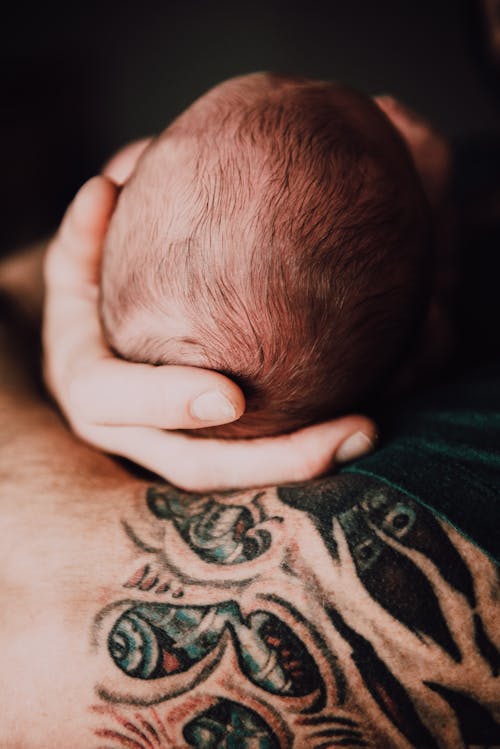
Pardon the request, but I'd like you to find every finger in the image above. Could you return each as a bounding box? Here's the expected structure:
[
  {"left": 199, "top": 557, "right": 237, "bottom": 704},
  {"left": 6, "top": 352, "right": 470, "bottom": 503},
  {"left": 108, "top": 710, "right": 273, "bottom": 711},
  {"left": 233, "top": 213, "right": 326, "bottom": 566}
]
[
  {"left": 45, "top": 175, "right": 118, "bottom": 288},
  {"left": 84, "top": 414, "right": 377, "bottom": 492},
  {"left": 102, "top": 138, "right": 152, "bottom": 184},
  {"left": 69, "top": 360, "right": 246, "bottom": 429},
  {"left": 43, "top": 177, "right": 119, "bottom": 384}
]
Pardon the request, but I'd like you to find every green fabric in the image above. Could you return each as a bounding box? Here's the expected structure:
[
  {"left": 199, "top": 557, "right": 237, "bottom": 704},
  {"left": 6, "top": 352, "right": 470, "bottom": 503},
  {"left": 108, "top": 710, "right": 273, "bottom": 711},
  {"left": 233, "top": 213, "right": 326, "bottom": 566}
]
[{"left": 342, "top": 360, "right": 500, "bottom": 563}]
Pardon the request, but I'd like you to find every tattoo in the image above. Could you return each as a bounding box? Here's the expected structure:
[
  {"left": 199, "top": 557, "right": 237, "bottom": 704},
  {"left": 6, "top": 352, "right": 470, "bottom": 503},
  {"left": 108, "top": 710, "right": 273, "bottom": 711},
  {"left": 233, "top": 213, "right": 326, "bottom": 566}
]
[
  {"left": 108, "top": 601, "right": 322, "bottom": 699},
  {"left": 146, "top": 487, "right": 273, "bottom": 565},
  {"left": 91, "top": 474, "right": 500, "bottom": 748}
]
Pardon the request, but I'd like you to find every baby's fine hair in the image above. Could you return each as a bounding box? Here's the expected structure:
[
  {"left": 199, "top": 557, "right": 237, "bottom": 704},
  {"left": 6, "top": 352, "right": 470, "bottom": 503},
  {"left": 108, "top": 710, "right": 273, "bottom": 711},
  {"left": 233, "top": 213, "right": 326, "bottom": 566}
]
[{"left": 101, "top": 73, "right": 432, "bottom": 437}]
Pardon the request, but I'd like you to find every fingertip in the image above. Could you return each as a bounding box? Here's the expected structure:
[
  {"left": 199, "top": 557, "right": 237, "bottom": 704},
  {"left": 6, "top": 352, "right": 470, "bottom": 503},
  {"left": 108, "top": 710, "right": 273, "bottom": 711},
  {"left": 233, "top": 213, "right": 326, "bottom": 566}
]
[
  {"left": 72, "top": 175, "right": 117, "bottom": 231},
  {"left": 222, "top": 380, "right": 246, "bottom": 421},
  {"left": 287, "top": 414, "right": 378, "bottom": 479},
  {"left": 188, "top": 367, "right": 246, "bottom": 426},
  {"left": 46, "top": 176, "right": 120, "bottom": 286},
  {"left": 334, "top": 416, "right": 379, "bottom": 465},
  {"left": 335, "top": 431, "right": 375, "bottom": 464},
  {"left": 102, "top": 137, "right": 152, "bottom": 184},
  {"left": 189, "top": 382, "right": 245, "bottom": 426}
]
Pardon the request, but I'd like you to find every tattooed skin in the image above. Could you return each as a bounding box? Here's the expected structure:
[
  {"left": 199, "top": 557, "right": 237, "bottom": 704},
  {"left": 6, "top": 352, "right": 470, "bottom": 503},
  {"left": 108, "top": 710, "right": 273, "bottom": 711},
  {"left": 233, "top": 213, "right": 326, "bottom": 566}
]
[{"left": 91, "top": 474, "right": 500, "bottom": 748}]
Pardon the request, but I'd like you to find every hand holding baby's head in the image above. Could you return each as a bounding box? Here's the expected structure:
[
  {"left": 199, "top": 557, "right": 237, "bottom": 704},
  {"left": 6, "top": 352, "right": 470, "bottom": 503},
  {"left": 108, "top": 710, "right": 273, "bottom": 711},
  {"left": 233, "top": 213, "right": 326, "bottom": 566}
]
[{"left": 100, "top": 73, "right": 431, "bottom": 438}]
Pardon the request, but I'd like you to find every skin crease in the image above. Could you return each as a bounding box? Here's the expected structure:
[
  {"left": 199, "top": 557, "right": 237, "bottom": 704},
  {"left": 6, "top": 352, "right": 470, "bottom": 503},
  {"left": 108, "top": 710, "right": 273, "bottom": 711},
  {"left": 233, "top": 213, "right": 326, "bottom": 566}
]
[{"left": 0, "top": 287, "right": 499, "bottom": 748}]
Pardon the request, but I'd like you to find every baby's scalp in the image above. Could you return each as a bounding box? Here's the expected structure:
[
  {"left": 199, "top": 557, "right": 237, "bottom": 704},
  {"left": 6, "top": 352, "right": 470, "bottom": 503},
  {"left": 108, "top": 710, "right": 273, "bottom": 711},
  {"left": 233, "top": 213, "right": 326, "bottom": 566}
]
[{"left": 101, "top": 72, "right": 432, "bottom": 438}]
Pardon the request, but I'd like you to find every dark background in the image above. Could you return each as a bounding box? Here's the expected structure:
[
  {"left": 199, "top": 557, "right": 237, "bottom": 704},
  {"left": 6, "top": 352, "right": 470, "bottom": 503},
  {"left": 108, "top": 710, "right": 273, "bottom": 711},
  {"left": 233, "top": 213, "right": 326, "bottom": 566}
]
[{"left": 2, "top": 0, "right": 500, "bottom": 254}]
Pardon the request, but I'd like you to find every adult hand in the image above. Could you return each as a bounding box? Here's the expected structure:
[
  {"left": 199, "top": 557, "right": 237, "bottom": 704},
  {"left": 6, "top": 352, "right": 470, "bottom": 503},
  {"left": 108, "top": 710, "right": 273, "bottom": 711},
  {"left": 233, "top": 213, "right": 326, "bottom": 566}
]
[{"left": 43, "top": 173, "right": 376, "bottom": 492}]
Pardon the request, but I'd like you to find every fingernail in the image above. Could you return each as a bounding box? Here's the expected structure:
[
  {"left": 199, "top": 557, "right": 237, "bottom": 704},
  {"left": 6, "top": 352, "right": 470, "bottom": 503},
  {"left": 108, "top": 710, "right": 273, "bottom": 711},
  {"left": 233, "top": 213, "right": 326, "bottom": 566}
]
[
  {"left": 190, "top": 390, "right": 237, "bottom": 423},
  {"left": 336, "top": 431, "right": 375, "bottom": 464}
]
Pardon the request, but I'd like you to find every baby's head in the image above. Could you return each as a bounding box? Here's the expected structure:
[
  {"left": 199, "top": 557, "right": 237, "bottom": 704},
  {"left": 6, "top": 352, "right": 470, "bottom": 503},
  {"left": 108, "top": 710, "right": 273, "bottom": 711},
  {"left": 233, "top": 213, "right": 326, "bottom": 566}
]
[{"left": 101, "top": 73, "right": 432, "bottom": 438}]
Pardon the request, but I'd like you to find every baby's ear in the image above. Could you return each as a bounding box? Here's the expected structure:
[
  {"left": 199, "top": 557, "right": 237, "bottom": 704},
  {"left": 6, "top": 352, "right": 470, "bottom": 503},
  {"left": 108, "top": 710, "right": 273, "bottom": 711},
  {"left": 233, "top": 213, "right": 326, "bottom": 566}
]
[{"left": 101, "top": 137, "right": 153, "bottom": 185}]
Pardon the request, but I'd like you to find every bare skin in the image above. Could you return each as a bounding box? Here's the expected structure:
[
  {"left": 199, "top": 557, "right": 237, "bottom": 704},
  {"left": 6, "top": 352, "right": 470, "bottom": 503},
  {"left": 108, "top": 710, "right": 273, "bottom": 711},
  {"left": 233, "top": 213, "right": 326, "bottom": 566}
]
[
  {"left": 42, "top": 176, "right": 376, "bottom": 491},
  {"left": 39, "top": 92, "right": 453, "bottom": 492},
  {"left": 2, "top": 93, "right": 491, "bottom": 748},
  {"left": 0, "top": 259, "right": 498, "bottom": 749}
]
